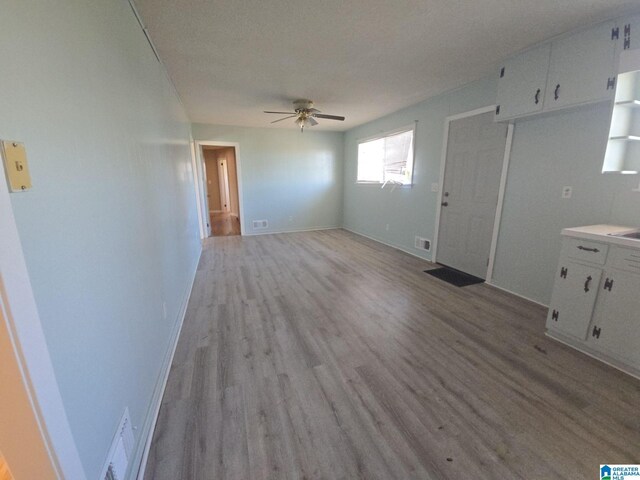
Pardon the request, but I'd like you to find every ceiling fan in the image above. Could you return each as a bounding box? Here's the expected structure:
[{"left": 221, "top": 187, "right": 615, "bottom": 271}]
[{"left": 264, "top": 99, "right": 345, "bottom": 132}]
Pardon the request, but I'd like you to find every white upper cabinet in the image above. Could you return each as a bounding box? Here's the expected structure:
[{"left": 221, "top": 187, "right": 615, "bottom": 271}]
[
  {"left": 495, "top": 44, "right": 550, "bottom": 121},
  {"left": 544, "top": 21, "right": 617, "bottom": 112},
  {"left": 495, "top": 20, "right": 619, "bottom": 121}
]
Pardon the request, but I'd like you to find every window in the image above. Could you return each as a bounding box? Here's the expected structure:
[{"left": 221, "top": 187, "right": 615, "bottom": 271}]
[{"left": 357, "top": 127, "right": 415, "bottom": 185}]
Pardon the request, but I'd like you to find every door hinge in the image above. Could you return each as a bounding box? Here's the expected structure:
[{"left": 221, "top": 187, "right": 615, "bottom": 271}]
[
  {"left": 500, "top": 67, "right": 505, "bottom": 78},
  {"left": 495, "top": 105, "right": 501, "bottom": 115},
  {"left": 607, "top": 77, "right": 616, "bottom": 90},
  {"left": 624, "top": 23, "right": 631, "bottom": 50},
  {"left": 560, "top": 266, "right": 568, "bottom": 279},
  {"left": 612, "top": 27, "right": 619, "bottom": 40},
  {"left": 551, "top": 309, "right": 559, "bottom": 321},
  {"left": 604, "top": 277, "right": 614, "bottom": 291},
  {"left": 592, "top": 325, "right": 601, "bottom": 339}
]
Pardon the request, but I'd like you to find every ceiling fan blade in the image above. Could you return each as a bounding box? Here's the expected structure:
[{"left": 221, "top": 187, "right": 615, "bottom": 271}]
[
  {"left": 307, "top": 108, "right": 320, "bottom": 113},
  {"left": 270, "top": 115, "right": 297, "bottom": 124},
  {"left": 264, "top": 111, "right": 296, "bottom": 114},
  {"left": 313, "top": 113, "right": 345, "bottom": 121},
  {"left": 307, "top": 116, "right": 318, "bottom": 126}
]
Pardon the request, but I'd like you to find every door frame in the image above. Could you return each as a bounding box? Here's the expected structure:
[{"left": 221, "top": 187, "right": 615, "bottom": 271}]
[
  {"left": 0, "top": 173, "right": 86, "bottom": 478},
  {"left": 431, "top": 105, "right": 514, "bottom": 283},
  {"left": 194, "top": 141, "right": 245, "bottom": 236}
]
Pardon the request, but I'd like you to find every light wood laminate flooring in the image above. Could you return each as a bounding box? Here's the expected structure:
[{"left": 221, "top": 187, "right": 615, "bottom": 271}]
[{"left": 144, "top": 229, "right": 640, "bottom": 480}]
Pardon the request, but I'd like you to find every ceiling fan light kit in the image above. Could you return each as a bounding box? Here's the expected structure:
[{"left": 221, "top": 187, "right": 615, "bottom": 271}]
[{"left": 264, "top": 99, "right": 345, "bottom": 132}]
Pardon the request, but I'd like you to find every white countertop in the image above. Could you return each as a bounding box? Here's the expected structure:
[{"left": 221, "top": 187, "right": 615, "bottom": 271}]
[{"left": 562, "top": 224, "right": 640, "bottom": 249}]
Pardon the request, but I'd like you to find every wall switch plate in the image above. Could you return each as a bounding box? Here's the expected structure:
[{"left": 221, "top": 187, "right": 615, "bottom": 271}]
[
  {"left": 385, "top": 224, "right": 389, "bottom": 231},
  {"left": 431, "top": 183, "right": 439, "bottom": 192},
  {"left": 562, "top": 186, "right": 573, "bottom": 199},
  {"left": 1, "top": 141, "right": 32, "bottom": 192}
]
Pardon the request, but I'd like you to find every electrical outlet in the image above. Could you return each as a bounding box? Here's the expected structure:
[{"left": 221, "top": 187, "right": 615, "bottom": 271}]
[
  {"left": 385, "top": 224, "right": 389, "bottom": 231},
  {"left": 162, "top": 301, "right": 167, "bottom": 320},
  {"left": 431, "top": 183, "right": 440, "bottom": 192},
  {"left": 562, "top": 186, "right": 572, "bottom": 199}
]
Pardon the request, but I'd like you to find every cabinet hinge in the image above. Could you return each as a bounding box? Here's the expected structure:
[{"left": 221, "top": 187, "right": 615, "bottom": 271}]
[
  {"left": 606, "top": 77, "right": 617, "bottom": 90},
  {"left": 612, "top": 27, "right": 619, "bottom": 40},
  {"left": 624, "top": 24, "right": 631, "bottom": 50},
  {"left": 495, "top": 105, "right": 501, "bottom": 115},
  {"left": 551, "top": 309, "right": 559, "bottom": 321},
  {"left": 560, "top": 266, "right": 568, "bottom": 279},
  {"left": 592, "top": 325, "right": 601, "bottom": 339},
  {"left": 604, "top": 277, "right": 614, "bottom": 291},
  {"left": 500, "top": 67, "right": 505, "bottom": 78}
]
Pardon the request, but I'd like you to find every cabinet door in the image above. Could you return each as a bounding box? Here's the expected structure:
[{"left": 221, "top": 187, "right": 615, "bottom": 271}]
[
  {"left": 544, "top": 21, "right": 617, "bottom": 111},
  {"left": 546, "top": 262, "right": 602, "bottom": 340},
  {"left": 495, "top": 44, "right": 550, "bottom": 121},
  {"left": 589, "top": 270, "right": 640, "bottom": 366}
]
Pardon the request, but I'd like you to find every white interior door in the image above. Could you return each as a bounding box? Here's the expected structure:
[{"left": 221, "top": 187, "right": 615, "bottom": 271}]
[
  {"left": 218, "top": 158, "right": 230, "bottom": 213},
  {"left": 437, "top": 111, "right": 508, "bottom": 278}
]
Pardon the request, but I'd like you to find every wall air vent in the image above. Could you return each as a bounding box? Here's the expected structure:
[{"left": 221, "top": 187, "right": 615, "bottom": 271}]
[
  {"left": 101, "top": 409, "right": 135, "bottom": 480},
  {"left": 252, "top": 219, "right": 268, "bottom": 229},
  {"left": 415, "top": 236, "right": 431, "bottom": 251}
]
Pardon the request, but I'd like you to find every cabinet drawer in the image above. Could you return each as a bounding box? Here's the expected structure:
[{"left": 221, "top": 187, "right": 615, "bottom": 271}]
[
  {"left": 610, "top": 246, "right": 640, "bottom": 274},
  {"left": 565, "top": 238, "right": 609, "bottom": 264}
]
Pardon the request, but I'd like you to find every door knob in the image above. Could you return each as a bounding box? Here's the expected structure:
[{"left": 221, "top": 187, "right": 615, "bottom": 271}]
[{"left": 441, "top": 202, "right": 449, "bottom": 207}]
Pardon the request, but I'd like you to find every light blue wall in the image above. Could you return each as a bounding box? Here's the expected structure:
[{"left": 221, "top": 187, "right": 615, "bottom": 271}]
[
  {"left": 342, "top": 77, "right": 497, "bottom": 259},
  {"left": 491, "top": 103, "right": 639, "bottom": 303},
  {"left": 0, "top": 1, "right": 201, "bottom": 478},
  {"left": 343, "top": 79, "right": 640, "bottom": 306},
  {"left": 192, "top": 124, "right": 344, "bottom": 234}
]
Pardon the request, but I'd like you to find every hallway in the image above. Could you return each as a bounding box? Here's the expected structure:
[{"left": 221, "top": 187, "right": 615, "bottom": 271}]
[{"left": 210, "top": 212, "right": 241, "bottom": 237}]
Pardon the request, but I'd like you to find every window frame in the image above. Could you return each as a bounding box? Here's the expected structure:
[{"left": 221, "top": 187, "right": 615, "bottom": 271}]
[{"left": 355, "top": 123, "right": 417, "bottom": 187}]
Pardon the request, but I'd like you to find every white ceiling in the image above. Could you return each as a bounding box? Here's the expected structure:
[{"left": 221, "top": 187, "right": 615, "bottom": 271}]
[{"left": 134, "top": 0, "right": 639, "bottom": 131}]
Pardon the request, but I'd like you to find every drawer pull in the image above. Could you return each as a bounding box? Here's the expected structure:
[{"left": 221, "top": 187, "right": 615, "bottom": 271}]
[
  {"left": 577, "top": 246, "right": 600, "bottom": 253},
  {"left": 592, "top": 326, "right": 601, "bottom": 339},
  {"left": 584, "top": 275, "right": 592, "bottom": 292}
]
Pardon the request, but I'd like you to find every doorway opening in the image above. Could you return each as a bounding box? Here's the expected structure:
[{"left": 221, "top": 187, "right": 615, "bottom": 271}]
[
  {"left": 202, "top": 146, "right": 241, "bottom": 236},
  {"left": 432, "top": 106, "right": 514, "bottom": 282}
]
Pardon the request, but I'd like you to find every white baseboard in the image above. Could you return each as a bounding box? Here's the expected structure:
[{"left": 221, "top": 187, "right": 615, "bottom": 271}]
[
  {"left": 241, "top": 225, "right": 341, "bottom": 237},
  {"left": 132, "top": 247, "right": 202, "bottom": 480},
  {"left": 341, "top": 227, "right": 434, "bottom": 264},
  {"left": 342, "top": 227, "right": 548, "bottom": 309},
  {"left": 485, "top": 281, "right": 548, "bottom": 308}
]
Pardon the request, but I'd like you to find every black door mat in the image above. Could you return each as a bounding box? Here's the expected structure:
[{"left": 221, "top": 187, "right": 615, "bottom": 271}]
[{"left": 424, "top": 267, "right": 484, "bottom": 287}]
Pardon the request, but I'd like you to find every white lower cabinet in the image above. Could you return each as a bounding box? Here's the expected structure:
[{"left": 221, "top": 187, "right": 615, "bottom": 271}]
[
  {"left": 547, "top": 261, "right": 602, "bottom": 340},
  {"left": 547, "top": 233, "right": 640, "bottom": 377},
  {"left": 588, "top": 270, "right": 640, "bottom": 367}
]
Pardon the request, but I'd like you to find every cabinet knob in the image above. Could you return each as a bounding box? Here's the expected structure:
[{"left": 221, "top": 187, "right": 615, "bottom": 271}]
[{"left": 441, "top": 202, "right": 449, "bottom": 207}]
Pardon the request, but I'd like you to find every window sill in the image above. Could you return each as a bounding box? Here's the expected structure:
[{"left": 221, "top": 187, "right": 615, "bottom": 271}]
[{"left": 355, "top": 181, "right": 413, "bottom": 188}]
